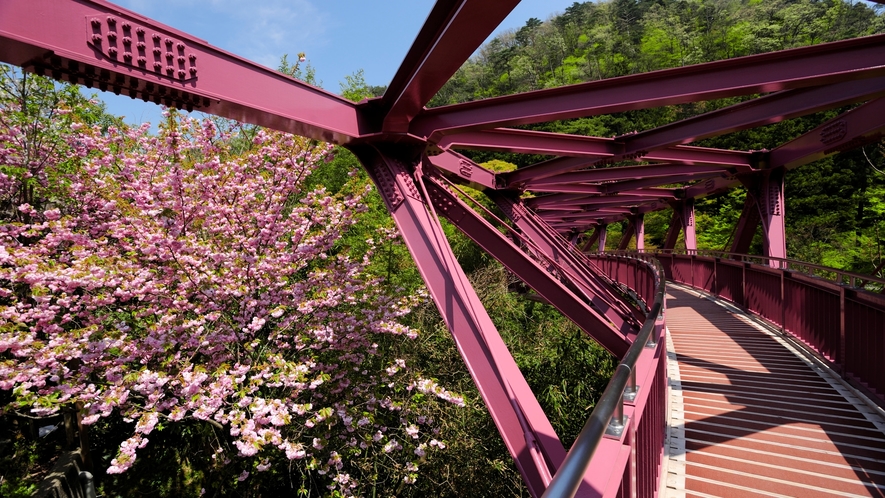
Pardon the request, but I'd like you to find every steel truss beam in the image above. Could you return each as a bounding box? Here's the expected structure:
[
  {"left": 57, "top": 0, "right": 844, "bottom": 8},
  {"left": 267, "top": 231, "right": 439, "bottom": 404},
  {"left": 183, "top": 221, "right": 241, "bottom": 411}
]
[
  {"left": 580, "top": 227, "right": 602, "bottom": 253},
  {"left": 427, "top": 150, "right": 498, "bottom": 190},
  {"left": 352, "top": 145, "right": 565, "bottom": 496},
  {"left": 523, "top": 164, "right": 741, "bottom": 189},
  {"left": 500, "top": 148, "right": 751, "bottom": 188},
  {"left": 411, "top": 34, "right": 885, "bottom": 139},
  {"left": 769, "top": 97, "right": 885, "bottom": 170},
  {"left": 488, "top": 194, "right": 644, "bottom": 335},
  {"left": 0, "top": 0, "right": 363, "bottom": 143},
  {"left": 378, "top": 0, "right": 519, "bottom": 132},
  {"left": 619, "top": 76, "right": 885, "bottom": 154},
  {"left": 452, "top": 129, "right": 757, "bottom": 187},
  {"left": 528, "top": 194, "right": 670, "bottom": 209}
]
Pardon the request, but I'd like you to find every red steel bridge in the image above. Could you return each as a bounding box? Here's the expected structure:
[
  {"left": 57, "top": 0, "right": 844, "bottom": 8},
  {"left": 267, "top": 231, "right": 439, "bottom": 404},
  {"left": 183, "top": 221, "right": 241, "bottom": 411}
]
[{"left": 2, "top": 1, "right": 885, "bottom": 496}]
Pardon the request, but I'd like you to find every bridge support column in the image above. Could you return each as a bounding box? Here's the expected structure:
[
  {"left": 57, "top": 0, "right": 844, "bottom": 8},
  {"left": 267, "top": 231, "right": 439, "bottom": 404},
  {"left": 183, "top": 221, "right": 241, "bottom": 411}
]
[
  {"left": 635, "top": 214, "right": 645, "bottom": 252},
  {"left": 664, "top": 199, "right": 696, "bottom": 253},
  {"left": 352, "top": 145, "right": 563, "bottom": 496},
  {"left": 617, "top": 214, "right": 645, "bottom": 251},
  {"left": 735, "top": 168, "right": 787, "bottom": 267},
  {"left": 597, "top": 224, "right": 608, "bottom": 253}
]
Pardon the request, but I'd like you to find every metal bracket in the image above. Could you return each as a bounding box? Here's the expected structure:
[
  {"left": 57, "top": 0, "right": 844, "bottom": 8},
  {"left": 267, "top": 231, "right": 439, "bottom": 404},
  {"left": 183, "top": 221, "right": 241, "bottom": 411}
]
[
  {"left": 604, "top": 414, "right": 628, "bottom": 439},
  {"left": 623, "top": 385, "right": 640, "bottom": 403}
]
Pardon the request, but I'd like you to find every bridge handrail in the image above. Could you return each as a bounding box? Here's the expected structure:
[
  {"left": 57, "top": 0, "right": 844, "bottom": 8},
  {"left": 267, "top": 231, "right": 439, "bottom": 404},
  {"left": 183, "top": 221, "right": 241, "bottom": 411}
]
[
  {"left": 620, "top": 248, "right": 885, "bottom": 291},
  {"left": 542, "top": 253, "right": 667, "bottom": 498}
]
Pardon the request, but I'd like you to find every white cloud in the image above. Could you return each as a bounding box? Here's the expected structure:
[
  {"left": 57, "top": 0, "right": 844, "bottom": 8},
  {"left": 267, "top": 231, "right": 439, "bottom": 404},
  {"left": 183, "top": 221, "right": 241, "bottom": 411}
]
[{"left": 112, "top": 0, "right": 328, "bottom": 67}]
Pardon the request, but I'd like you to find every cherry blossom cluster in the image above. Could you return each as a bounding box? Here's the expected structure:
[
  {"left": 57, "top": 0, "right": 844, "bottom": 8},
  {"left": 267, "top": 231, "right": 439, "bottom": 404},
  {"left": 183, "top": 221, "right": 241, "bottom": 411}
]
[{"left": 0, "top": 110, "right": 462, "bottom": 494}]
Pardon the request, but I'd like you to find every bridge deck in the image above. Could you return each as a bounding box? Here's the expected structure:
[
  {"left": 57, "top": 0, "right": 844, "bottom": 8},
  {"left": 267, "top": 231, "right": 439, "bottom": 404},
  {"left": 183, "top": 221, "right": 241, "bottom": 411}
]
[{"left": 664, "top": 284, "right": 885, "bottom": 498}]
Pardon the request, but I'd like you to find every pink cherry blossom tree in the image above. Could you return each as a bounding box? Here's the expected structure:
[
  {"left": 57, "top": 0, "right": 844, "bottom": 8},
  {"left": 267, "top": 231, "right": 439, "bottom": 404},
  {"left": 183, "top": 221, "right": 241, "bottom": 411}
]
[{"left": 0, "top": 107, "right": 463, "bottom": 495}]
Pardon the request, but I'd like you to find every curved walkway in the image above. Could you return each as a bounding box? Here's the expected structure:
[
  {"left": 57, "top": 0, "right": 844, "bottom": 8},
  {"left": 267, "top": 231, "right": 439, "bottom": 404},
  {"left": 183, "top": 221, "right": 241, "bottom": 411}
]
[{"left": 663, "top": 284, "right": 885, "bottom": 498}]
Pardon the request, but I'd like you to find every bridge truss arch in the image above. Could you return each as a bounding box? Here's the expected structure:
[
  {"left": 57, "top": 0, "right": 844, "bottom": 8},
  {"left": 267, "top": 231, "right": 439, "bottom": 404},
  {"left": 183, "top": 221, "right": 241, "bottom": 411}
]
[{"left": 2, "top": 1, "right": 885, "bottom": 496}]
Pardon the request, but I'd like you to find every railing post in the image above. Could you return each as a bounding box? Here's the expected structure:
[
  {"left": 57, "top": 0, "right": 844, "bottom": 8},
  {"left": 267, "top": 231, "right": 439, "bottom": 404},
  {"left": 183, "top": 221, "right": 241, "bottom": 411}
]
[
  {"left": 690, "top": 254, "right": 695, "bottom": 287},
  {"left": 606, "top": 389, "right": 627, "bottom": 438},
  {"left": 713, "top": 257, "right": 718, "bottom": 295},
  {"left": 79, "top": 471, "right": 97, "bottom": 498},
  {"left": 839, "top": 285, "right": 846, "bottom": 371},
  {"left": 623, "top": 365, "right": 638, "bottom": 403},
  {"left": 780, "top": 268, "right": 786, "bottom": 333}
]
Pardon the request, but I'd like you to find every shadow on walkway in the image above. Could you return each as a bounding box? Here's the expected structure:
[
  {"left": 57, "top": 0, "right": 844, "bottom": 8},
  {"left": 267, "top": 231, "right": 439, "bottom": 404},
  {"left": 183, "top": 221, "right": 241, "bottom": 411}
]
[{"left": 667, "top": 286, "right": 885, "bottom": 497}]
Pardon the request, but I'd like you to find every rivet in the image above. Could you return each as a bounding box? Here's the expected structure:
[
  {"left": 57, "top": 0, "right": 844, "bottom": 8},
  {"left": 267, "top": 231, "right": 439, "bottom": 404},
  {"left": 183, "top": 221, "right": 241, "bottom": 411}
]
[
  {"left": 136, "top": 27, "right": 145, "bottom": 35},
  {"left": 108, "top": 47, "right": 117, "bottom": 57},
  {"left": 137, "top": 42, "right": 145, "bottom": 50},
  {"left": 90, "top": 18, "right": 101, "bottom": 27},
  {"left": 177, "top": 69, "right": 185, "bottom": 78},
  {"left": 137, "top": 57, "right": 146, "bottom": 65},
  {"left": 92, "top": 34, "right": 103, "bottom": 43},
  {"left": 107, "top": 17, "right": 116, "bottom": 25},
  {"left": 123, "top": 37, "right": 131, "bottom": 45},
  {"left": 152, "top": 34, "right": 160, "bottom": 42}
]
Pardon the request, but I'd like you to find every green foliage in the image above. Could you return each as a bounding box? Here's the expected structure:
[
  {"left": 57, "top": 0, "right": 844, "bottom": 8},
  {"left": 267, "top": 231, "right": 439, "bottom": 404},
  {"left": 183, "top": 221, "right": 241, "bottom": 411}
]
[
  {"left": 278, "top": 53, "right": 321, "bottom": 87},
  {"left": 695, "top": 189, "right": 748, "bottom": 251},
  {"left": 0, "top": 434, "right": 41, "bottom": 498},
  {"left": 339, "top": 69, "right": 386, "bottom": 103},
  {"left": 0, "top": 64, "right": 122, "bottom": 221}
]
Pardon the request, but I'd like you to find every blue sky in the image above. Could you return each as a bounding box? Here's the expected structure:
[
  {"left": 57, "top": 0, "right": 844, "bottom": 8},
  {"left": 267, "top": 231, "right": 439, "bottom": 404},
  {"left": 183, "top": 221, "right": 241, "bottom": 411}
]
[{"left": 98, "top": 0, "right": 582, "bottom": 127}]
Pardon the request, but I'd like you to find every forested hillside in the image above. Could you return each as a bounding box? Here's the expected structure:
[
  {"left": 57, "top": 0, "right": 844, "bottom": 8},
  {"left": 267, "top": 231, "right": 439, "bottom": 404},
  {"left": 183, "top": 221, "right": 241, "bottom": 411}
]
[{"left": 424, "top": 0, "right": 885, "bottom": 274}]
